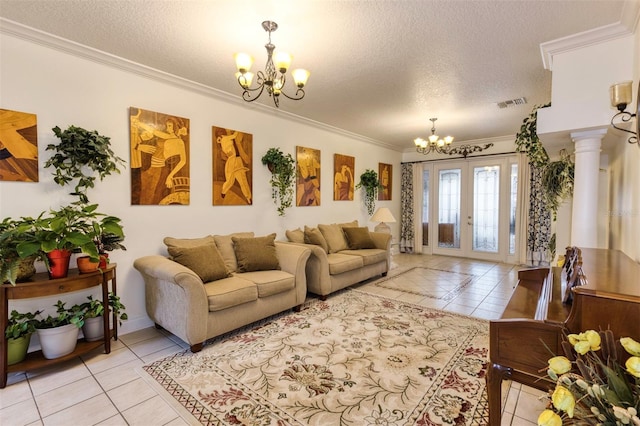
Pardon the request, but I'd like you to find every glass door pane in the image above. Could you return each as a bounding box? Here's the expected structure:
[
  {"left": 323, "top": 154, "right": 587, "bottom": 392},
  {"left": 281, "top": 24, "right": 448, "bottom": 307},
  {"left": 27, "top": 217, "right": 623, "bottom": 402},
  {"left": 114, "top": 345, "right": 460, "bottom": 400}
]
[
  {"left": 422, "top": 170, "right": 429, "bottom": 246},
  {"left": 438, "top": 169, "right": 461, "bottom": 248},
  {"left": 509, "top": 163, "right": 518, "bottom": 254},
  {"left": 472, "top": 166, "right": 499, "bottom": 253}
]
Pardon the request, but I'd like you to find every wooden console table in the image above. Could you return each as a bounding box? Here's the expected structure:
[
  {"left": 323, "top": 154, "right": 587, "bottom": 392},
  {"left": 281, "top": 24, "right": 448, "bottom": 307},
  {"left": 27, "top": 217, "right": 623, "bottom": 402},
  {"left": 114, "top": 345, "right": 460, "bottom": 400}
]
[{"left": 0, "top": 264, "right": 117, "bottom": 388}]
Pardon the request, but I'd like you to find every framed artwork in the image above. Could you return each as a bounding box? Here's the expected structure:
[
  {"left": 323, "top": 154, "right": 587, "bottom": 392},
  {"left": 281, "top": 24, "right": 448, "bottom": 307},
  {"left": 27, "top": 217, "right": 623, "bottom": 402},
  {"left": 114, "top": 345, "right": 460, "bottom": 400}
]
[
  {"left": 0, "top": 108, "right": 39, "bottom": 182},
  {"left": 130, "top": 107, "right": 190, "bottom": 205},
  {"left": 333, "top": 154, "right": 354, "bottom": 200},
  {"left": 212, "top": 126, "right": 253, "bottom": 205},
  {"left": 296, "top": 146, "right": 321, "bottom": 206},
  {"left": 379, "top": 162, "right": 392, "bottom": 200}
]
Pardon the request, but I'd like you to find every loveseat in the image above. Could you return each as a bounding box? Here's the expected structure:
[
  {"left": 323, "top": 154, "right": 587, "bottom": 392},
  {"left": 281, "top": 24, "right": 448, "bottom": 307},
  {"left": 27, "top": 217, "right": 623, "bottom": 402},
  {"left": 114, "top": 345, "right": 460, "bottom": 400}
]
[
  {"left": 133, "top": 233, "right": 310, "bottom": 352},
  {"left": 285, "top": 222, "right": 391, "bottom": 298}
]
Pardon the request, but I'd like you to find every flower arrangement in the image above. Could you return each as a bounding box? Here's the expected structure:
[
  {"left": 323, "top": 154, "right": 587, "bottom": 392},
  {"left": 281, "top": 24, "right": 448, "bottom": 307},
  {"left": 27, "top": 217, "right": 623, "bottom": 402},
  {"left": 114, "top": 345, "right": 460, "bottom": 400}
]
[{"left": 539, "top": 330, "right": 640, "bottom": 425}]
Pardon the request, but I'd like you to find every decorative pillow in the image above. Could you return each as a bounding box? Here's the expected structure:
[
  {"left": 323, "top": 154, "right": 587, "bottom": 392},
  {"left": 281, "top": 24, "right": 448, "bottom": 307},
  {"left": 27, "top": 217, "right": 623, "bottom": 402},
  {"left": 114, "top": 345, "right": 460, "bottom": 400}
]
[
  {"left": 285, "top": 228, "right": 305, "bottom": 244},
  {"left": 343, "top": 227, "right": 376, "bottom": 249},
  {"left": 232, "top": 233, "right": 280, "bottom": 272},
  {"left": 164, "top": 235, "right": 216, "bottom": 249},
  {"left": 304, "top": 226, "right": 329, "bottom": 253},
  {"left": 318, "top": 223, "right": 349, "bottom": 253},
  {"left": 167, "top": 243, "right": 231, "bottom": 282},
  {"left": 338, "top": 220, "right": 359, "bottom": 229},
  {"left": 214, "top": 232, "right": 254, "bottom": 273}
]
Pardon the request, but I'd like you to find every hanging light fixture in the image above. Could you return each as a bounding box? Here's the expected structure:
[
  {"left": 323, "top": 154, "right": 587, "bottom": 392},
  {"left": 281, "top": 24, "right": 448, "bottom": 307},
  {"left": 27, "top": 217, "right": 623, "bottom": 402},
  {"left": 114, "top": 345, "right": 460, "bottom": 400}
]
[
  {"left": 609, "top": 81, "right": 638, "bottom": 146},
  {"left": 413, "top": 118, "right": 493, "bottom": 158},
  {"left": 234, "top": 21, "right": 310, "bottom": 108}
]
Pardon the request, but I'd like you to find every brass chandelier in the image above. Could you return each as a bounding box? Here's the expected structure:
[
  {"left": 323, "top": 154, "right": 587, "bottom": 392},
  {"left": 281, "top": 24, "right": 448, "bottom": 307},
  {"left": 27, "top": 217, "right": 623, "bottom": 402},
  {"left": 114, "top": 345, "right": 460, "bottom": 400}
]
[
  {"left": 234, "top": 21, "right": 310, "bottom": 108},
  {"left": 414, "top": 118, "right": 493, "bottom": 158}
]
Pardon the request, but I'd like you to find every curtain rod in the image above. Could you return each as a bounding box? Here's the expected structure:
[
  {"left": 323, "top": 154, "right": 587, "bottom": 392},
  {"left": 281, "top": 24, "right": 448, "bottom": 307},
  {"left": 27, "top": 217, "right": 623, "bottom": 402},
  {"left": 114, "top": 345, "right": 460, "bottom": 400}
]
[{"left": 401, "top": 151, "right": 518, "bottom": 164}]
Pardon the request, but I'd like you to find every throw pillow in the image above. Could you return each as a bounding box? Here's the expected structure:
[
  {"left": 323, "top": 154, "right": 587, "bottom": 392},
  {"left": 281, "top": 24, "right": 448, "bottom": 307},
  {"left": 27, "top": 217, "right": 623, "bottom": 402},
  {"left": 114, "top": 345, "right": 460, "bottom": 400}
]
[
  {"left": 285, "top": 228, "right": 305, "bottom": 244},
  {"left": 232, "top": 233, "right": 280, "bottom": 272},
  {"left": 318, "top": 223, "right": 349, "bottom": 253},
  {"left": 338, "top": 220, "right": 359, "bottom": 229},
  {"left": 343, "top": 227, "right": 376, "bottom": 249},
  {"left": 214, "top": 232, "right": 254, "bottom": 273},
  {"left": 164, "top": 235, "right": 216, "bottom": 249},
  {"left": 304, "top": 226, "right": 329, "bottom": 253},
  {"left": 167, "top": 243, "right": 231, "bottom": 282}
]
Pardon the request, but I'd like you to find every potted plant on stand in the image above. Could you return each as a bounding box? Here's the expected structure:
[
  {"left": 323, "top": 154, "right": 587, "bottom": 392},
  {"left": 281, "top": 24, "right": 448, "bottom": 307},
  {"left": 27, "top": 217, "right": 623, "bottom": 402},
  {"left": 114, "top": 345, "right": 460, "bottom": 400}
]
[
  {"left": 5, "top": 309, "right": 41, "bottom": 365},
  {"left": 73, "top": 293, "right": 127, "bottom": 341},
  {"left": 0, "top": 216, "right": 42, "bottom": 285},
  {"left": 94, "top": 231, "right": 126, "bottom": 270},
  {"left": 261, "top": 147, "right": 296, "bottom": 216},
  {"left": 356, "top": 169, "right": 382, "bottom": 215},
  {"left": 35, "top": 300, "right": 84, "bottom": 359}
]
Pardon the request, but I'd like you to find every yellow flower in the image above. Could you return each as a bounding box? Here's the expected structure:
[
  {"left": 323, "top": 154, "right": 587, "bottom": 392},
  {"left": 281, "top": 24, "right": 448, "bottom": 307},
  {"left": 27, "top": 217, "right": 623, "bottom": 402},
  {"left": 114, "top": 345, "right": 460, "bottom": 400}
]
[
  {"left": 626, "top": 356, "right": 640, "bottom": 378},
  {"left": 574, "top": 340, "right": 591, "bottom": 355},
  {"left": 538, "top": 409, "right": 563, "bottom": 426},
  {"left": 568, "top": 333, "right": 580, "bottom": 345},
  {"left": 552, "top": 385, "right": 575, "bottom": 418},
  {"left": 570, "top": 330, "right": 601, "bottom": 354},
  {"left": 584, "top": 330, "right": 601, "bottom": 351},
  {"left": 621, "top": 337, "right": 640, "bottom": 356},
  {"left": 548, "top": 356, "right": 572, "bottom": 375}
]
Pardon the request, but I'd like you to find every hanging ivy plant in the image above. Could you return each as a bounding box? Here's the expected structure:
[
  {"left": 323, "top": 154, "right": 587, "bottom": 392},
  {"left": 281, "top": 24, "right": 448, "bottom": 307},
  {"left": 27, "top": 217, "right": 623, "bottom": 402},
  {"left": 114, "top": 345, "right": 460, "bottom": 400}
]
[
  {"left": 542, "top": 149, "right": 574, "bottom": 219},
  {"left": 514, "top": 103, "right": 551, "bottom": 168},
  {"left": 261, "top": 147, "right": 295, "bottom": 216},
  {"left": 355, "top": 169, "right": 382, "bottom": 215}
]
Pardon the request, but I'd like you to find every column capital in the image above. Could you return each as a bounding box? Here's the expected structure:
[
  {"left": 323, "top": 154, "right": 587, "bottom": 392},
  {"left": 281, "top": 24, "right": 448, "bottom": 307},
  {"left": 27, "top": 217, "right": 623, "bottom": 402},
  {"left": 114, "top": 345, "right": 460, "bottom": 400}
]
[{"left": 570, "top": 128, "right": 607, "bottom": 142}]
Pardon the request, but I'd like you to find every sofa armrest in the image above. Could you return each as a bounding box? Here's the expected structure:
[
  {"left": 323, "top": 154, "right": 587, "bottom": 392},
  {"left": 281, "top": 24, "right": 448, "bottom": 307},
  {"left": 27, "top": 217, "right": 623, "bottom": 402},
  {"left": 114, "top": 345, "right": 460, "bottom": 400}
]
[
  {"left": 275, "top": 242, "right": 311, "bottom": 303},
  {"left": 371, "top": 232, "right": 392, "bottom": 251},
  {"left": 280, "top": 242, "right": 332, "bottom": 296},
  {"left": 133, "top": 255, "right": 208, "bottom": 346}
]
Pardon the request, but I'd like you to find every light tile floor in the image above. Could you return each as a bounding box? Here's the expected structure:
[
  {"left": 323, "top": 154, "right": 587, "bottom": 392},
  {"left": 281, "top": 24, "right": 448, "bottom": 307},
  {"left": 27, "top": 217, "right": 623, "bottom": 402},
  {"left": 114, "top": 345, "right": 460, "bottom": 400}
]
[{"left": 0, "top": 253, "right": 547, "bottom": 425}]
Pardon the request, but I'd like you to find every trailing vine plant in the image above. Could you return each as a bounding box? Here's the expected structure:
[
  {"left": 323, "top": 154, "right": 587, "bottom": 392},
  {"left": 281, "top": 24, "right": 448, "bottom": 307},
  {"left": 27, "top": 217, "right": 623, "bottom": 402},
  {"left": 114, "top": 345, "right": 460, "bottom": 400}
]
[
  {"left": 514, "top": 103, "right": 550, "bottom": 168},
  {"left": 261, "top": 147, "right": 296, "bottom": 216},
  {"left": 356, "top": 169, "right": 382, "bottom": 215}
]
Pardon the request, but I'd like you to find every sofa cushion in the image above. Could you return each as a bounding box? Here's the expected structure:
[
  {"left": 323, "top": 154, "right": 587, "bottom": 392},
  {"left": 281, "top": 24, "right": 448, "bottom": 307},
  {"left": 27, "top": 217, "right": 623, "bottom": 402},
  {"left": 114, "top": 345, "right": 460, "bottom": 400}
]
[
  {"left": 318, "top": 223, "right": 349, "bottom": 253},
  {"left": 285, "top": 228, "right": 305, "bottom": 244},
  {"left": 240, "top": 270, "right": 295, "bottom": 298},
  {"left": 203, "top": 276, "right": 258, "bottom": 312},
  {"left": 340, "top": 248, "right": 388, "bottom": 266},
  {"left": 343, "top": 227, "right": 376, "bottom": 249},
  {"left": 232, "top": 233, "right": 280, "bottom": 272},
  {"left": 214, "top": 232, "right": 254, "bottom": 273},
  {"left": 167, "top": 243, "right": 231, "bottom": 282},
  {"left": 326, "top": 253, "right": 364, "bottom": 275},
  {"left": 338, "top": 220, "right": 358, "bottom": 228},
  {"left": 304, "top": 226, "right": 329, "bottom": 253},
  {"left": 164, "top": 235, "right": 216, "bottom": 249}
]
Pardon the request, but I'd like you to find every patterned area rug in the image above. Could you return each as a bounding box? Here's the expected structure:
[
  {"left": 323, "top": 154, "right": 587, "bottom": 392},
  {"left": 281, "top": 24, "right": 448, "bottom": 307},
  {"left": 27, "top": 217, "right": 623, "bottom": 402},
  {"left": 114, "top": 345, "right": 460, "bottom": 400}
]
[
  {"left": 374, "top": 267, "right": 475, "bottom": 301},
  {"left": 139, "top": 290, "right": 489, "bottom": 425}
]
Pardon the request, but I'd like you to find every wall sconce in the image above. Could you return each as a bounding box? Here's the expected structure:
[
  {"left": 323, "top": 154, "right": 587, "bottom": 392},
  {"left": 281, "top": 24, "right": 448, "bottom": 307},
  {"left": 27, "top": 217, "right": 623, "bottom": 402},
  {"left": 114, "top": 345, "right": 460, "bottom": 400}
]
[{"left": 609, "top": 81, "right": 638, "bottom": 146}]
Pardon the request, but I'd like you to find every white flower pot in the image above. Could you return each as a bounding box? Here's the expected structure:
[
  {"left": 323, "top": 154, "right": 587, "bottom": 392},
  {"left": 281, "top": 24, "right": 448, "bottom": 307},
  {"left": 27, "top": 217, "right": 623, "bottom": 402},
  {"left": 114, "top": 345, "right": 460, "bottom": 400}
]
[
  {"left": 82, "top": 316, "right": 105, "bottom": 342},
  {"left": 36, "top": 324, "right": 79, "bottom": 359}
]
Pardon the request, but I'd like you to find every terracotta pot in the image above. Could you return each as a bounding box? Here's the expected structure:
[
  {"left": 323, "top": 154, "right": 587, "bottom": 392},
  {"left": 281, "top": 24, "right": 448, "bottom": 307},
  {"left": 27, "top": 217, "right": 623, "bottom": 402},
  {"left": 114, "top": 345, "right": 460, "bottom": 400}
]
[
  {"left": 98, "top": 253, "right": 109, "bottom": 269},
  {"left": 47, "top": 249, "right": 72, "bottom": 279},
  {"left": 77, "top": 256, "right": 99, "bottom": 274}
]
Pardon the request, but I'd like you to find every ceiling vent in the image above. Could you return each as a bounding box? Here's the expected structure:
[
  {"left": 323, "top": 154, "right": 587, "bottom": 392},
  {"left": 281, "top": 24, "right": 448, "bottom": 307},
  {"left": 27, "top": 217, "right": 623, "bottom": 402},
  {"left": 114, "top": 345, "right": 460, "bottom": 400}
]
[{"left": 497, "top": 97, "right": 527, "bottom": 109}]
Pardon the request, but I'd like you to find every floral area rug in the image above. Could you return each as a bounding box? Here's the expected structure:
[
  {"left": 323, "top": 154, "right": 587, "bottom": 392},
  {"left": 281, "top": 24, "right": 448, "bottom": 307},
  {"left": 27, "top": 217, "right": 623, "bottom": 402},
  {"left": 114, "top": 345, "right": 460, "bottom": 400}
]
[
  {"left": 139, "top": 289, "right": 489, "bottom": 425},
  {"left": 373, "top": 267, "right": 475, "bottom": 301}
]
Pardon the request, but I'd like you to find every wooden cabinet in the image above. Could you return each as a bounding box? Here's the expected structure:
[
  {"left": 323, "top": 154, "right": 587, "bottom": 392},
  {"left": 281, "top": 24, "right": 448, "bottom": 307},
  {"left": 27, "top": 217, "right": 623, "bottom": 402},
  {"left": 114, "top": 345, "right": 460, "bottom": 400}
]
[{"left": 0, "top": 264, "right": 117, "bottom": 388}]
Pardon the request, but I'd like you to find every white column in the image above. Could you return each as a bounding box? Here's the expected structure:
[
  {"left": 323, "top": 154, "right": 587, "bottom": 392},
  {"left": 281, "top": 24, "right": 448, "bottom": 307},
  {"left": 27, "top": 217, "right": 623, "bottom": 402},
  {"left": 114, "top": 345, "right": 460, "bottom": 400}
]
[{"left": 570, "top": 129, "right": 605, "bottom": 248}]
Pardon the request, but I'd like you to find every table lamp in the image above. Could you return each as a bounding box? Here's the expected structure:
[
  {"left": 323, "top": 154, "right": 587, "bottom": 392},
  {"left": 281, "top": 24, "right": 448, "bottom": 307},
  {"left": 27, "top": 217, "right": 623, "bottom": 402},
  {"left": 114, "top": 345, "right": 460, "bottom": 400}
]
[{"left": 370, "top": 207, "right": 396, "bottom": 233}]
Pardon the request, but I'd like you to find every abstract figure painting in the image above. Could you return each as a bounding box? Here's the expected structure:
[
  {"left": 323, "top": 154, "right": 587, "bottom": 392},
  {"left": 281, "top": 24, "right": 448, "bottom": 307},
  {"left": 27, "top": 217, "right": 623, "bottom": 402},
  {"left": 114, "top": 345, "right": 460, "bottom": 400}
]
[
  {"left": 0, "top": 109, "right": 39, "bottom": 182},
  {"left": 212, "top": 126, "right": 252, "bottom": 205},
  {"left": 296, "top": 146, "right": 321, "bottom": 206},
  {"left": 379, "top": 162, "right": 392, "bottom": 200},
  {"left": 333, "top": 154, "right": 354, "bottom": 200},
  {"left": 130, "top": 107, "right": 190, "bottom": 205}
]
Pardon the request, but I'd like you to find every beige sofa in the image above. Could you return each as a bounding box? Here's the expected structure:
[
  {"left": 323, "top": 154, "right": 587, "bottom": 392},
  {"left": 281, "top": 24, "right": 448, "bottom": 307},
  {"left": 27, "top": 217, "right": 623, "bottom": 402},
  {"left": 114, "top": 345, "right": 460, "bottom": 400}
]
[
  {"left": 133, "top": 233, "right": 310, "bottom": 352},
  {"left": 285, "top": 222, "right": 391, "bottom": 299}
]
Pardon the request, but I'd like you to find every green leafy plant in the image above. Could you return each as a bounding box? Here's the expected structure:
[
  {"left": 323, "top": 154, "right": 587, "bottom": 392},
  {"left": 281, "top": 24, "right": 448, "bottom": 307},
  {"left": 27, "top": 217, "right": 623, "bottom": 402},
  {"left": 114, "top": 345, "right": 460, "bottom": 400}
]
[
  {"left": 515, "top": 103, "right": 551, "bottom": 168},
  {"left": 35, "top": 300, "right": 84, "bottom": 329},
  {"left": 73, "top": 293, "right": 127, "bottom": 326},
  {"left": 5, "top": 309, "right": 42, "bottom": 339},
  {"left": 356, "top": 169, "right": 382, "bottom": 215},
  {"left": 542, "top": 149, "right": 575, "bottom": 220},
  {"left": 45, "top": 125, "right": 125, "bottom": 203},
  {"left": 0, "top": 216, "right": 42, "bottom": 285},
  {"left": 261, "top": 147, "right": 296, "bottom": 216}
]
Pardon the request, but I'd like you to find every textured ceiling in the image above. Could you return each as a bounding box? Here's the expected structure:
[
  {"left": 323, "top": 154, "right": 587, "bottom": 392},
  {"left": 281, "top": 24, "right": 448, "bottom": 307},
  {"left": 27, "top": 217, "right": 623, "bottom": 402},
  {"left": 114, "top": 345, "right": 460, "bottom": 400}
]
[{"left": 0, "top": 0, "right": 633, "bottom": 150}]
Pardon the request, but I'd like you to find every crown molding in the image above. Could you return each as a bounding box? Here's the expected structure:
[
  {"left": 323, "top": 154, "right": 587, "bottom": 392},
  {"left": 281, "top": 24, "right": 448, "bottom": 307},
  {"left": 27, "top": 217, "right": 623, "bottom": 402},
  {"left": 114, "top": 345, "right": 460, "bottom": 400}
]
[
  {"left": 0, "top": 18, "right": 399, "bottom": 152},
  {"left": 540, "top": 0, "right": 640, "bottom": 71}
]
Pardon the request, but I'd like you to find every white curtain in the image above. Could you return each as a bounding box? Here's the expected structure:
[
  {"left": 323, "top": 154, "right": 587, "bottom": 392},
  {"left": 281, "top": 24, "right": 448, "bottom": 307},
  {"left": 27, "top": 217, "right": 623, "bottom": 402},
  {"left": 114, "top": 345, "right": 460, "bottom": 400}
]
[{"left": 516, "top": 153, "right": 531, "bottom": 265}]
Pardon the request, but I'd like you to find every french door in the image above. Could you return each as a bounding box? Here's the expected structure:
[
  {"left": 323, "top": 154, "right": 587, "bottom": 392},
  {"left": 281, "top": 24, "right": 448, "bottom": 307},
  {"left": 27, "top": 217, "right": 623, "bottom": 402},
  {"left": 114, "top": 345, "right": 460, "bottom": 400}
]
[{"left": 421, "top": 155, "right": 518, "bottom": 262}]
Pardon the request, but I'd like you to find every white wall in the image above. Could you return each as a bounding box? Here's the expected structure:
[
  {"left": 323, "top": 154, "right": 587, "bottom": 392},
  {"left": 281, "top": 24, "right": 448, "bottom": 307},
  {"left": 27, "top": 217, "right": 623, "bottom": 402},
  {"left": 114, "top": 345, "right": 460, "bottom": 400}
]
[{"left": 0, "top": 29, "right": 402, "bottom": 335}]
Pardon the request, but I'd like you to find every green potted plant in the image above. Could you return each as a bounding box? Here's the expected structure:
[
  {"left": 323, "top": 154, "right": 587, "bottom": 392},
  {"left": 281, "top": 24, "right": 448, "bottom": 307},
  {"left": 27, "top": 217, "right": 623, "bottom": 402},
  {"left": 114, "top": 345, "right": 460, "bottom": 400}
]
[
  {"left": 5, "top": 309, "right": 41, "bottom": 365},
  {"left": 94, "top": 231, "right": 126, "bottom": 269},
  {"left": 73, "top": 293, "right": 127, "bottom": 341},
  {"left": 356, "top": 169, "right": 382, "bottom": 215},
  {"left": 0, "top": 216, "right": 42, "bottom": 285},
  {"left": 261, "top": 147, "right": 296, "bottom": 216},
  {"left": 35, "top": 300, "right": 84, "bottom": 359},
  {"left": 541, "top": 149, "right": 574, "bottom": 220},
  {"left": 45, "top": 125, "right": 125, "bottom": 204}
]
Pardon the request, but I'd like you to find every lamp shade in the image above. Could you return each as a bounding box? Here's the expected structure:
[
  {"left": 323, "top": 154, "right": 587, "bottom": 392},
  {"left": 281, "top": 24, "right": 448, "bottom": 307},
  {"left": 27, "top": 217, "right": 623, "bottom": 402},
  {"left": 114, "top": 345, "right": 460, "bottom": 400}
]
[
  {"left": 610, "top": 81, "right": 632, "bottom": 110},
  {"left": 371, "top": 207, "right": 396, "bottom": 223}
]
